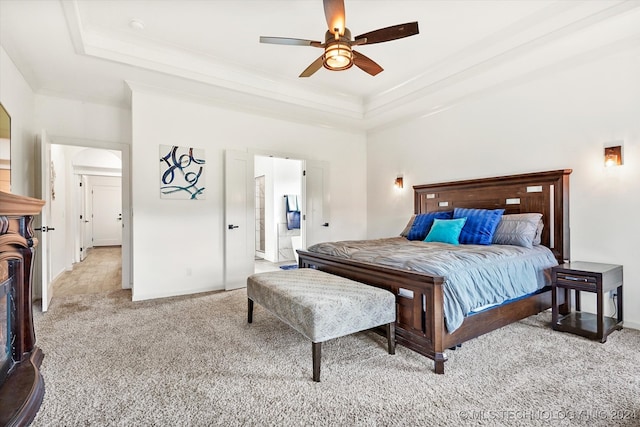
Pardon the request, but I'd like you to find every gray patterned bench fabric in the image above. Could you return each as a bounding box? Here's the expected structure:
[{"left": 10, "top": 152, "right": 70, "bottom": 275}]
[{"left": 247, "top": 268, "right": 396, "bottom": 382}]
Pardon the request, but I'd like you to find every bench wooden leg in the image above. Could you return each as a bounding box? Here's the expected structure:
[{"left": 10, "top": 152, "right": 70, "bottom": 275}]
[
  {"left": 386, "top": 323, "right": 396, "bottom": 355},
  {"left": 247, "top": 299, "right": 254, "bottom": 324},
  {"left": 312, "top": 342, "right": 321, "bottom": 382}
]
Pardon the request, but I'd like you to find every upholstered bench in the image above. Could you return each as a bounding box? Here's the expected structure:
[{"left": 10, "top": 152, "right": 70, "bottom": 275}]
[{"left": 247, "top": 268, "right": 396, "bottom": 382}]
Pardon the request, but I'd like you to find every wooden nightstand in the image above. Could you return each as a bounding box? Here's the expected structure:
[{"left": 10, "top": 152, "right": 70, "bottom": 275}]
[{"left": 551, "top": 262, "right": 623, "bottom": 342}]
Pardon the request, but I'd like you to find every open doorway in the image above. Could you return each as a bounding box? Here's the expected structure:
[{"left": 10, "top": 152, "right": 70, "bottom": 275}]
[
  {"left": 254, "top": 155, "right": 303, "bottom": 273},
  {"left": 46, "top": 144, "right": 127, "bottom": 300},
  {"left": 224, "top": 150, "right": 329, "bottom": 289}
]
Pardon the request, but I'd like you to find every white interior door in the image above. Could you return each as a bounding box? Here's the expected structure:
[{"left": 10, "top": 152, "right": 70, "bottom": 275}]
[
  {"left": 303, "top": 160, "right": 331, "bottom": 248},
  {"left": 224, "top": 150, "right": 255, "bottom": 290},
  {"left": 92, "top": 183, "right": 122, "bottom": 246},
  {"left": 37, "top": 130, "right": 53, "bottom": 312},
  {"left": 79, "top": 175, "right": 90, "bottom": 261}
]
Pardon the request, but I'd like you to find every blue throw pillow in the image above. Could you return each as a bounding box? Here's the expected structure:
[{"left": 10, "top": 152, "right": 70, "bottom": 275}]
[
  {"left": 424, "top": 218, "right": 467, "bottom": 245},
  {"left": 406, "top": 211, "right": 453, "bottom": 241},
  {"left": 453, "top": 208, "right": 505, "bottom": 245}
]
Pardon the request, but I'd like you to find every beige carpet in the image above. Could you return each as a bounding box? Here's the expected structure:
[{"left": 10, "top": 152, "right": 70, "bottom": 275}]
[
  {"left": 32, "top": 289, "right": 640, "bottom": 426},
  {"left": 52, "top": 246, "right": 122, "bottom": 296}
]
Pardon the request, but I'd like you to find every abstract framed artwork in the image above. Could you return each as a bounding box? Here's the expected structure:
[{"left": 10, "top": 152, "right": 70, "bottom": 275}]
[{"left": 159, "top": 145, "right": 205, "bottom": 200}]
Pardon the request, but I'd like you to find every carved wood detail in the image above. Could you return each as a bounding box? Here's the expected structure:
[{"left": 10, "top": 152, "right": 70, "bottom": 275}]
[{"left": 0, "top": 191, "right": 45, "bottom": 426}]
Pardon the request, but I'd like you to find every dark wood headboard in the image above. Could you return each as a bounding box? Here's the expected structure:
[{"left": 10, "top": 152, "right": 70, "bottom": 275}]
[{"left": 414, "top": 169, "right": 572, "bottom": 264}]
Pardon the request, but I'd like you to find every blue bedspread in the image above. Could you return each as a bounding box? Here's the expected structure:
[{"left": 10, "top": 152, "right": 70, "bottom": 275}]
[{"left": 307, "top": 237, "right": 558, "bottom": 332}]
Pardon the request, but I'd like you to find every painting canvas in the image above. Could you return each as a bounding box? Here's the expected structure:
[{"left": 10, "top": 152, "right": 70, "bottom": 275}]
[{"left": 159, "top": 145, "right": 205, "bottom": 200}]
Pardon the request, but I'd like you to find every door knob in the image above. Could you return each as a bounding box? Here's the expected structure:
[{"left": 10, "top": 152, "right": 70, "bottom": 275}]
[
  {"left": 35, "top": 226, "right": 55, "bottom": 232},
  {"left": 228, "top": 224, "right": 239, "bottom": 229},
  {"left": 322, "top": 223, "right": 329, "bottom": 227}
]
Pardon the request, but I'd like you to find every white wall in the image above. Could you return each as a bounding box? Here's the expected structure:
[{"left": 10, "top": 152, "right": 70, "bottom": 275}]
[
  {"left": 35, "top": 95, "right": 131, "bottom": 144},
  {"left": 73, "top": 147, "right": 122, "bottom": 172},
  {"left": 367, "top": 47, "right": 640, "bottom": 328},
  {"left": 0, "top": 46, "right": 36, "bottom": 197},
  {"left": 33, "top": 96, "right": 132, "bottom": 290},
  {"left": 131, "top": 88, "right": 367, "bottom": 301},
  {"left": 0, "top": 47, "right": 132, "bottom": 300}
]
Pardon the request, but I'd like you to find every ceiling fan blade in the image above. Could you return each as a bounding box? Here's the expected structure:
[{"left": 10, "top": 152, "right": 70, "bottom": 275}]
[
  {"left": 260, "top": 36, "right": 322, "bottom": 47},
  {"left": 323, "top": 0, "right": 346, "bottom": 35},
  {"left": 355, "top": 22, "right": 419, "bottom": 45},
  {"left": 299, "top": 55, "right": 325, "bottom": 78},
  {"left": 353, "top": 51, "right": 383, "bottom": 76}
]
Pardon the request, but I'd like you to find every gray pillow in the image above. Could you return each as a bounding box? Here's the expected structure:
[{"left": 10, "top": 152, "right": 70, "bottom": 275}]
[
  {"left": 492, "top": 213, "right": 543, "bottom": 248},
  {"left": 533, "top": 219, "right": 544, "bottom": 246},
  {"left": 400, "top": 215, "right": 416, "bottom": 238}
]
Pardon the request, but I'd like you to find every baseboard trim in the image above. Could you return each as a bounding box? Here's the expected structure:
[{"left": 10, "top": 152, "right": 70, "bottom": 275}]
[
  {"left": 623, "top": 320, "right": 639, "bottom": 331},
  {"left": 132, "top": 285, "right": 225, "bottom": 302}
]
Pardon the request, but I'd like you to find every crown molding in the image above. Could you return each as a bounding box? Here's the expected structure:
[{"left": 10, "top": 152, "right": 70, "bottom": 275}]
[
  {"left": 125, "top": 81, "right": 366, "bottom": 133},
  {"left": 61, "top": 0, "right": 640, "bottom": 132},
  {"left": 364, "top": 1, "right": 640, "bottom": 124},
  {"left": 61, "top": 1, "right": 363, "bottom": 120},
  {"left": 365, "top": 33, "right": 640, "bottom": 134}
]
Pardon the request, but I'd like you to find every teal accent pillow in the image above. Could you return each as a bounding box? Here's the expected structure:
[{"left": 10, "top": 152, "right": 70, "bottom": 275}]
[
  {"left": 406, "top": 211, "right": 453, "bottom": 241},
  {"left": 424, "top": 218, "right": 467, "bottom": 245}
]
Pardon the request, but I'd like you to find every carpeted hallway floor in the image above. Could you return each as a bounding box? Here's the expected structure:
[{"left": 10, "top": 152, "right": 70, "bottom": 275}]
[
  {"left": 52, "top": 246, "right": 122, "bottom": 296},
  {"left": 31, "top": 288, "right": 640, "bottom": 426}
]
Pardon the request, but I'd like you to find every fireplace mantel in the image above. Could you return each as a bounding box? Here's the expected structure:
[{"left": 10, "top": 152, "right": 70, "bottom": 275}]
[
  {"left": 0, "top": 190, "right": 45, "bottom": 426},
  {"left": 0, "top": 191, "right": 46, "bottom": 217}
]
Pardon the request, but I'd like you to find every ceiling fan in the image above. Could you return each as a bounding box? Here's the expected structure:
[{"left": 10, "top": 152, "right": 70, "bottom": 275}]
[{"left": 259, "top": 0, "right": 419, "bottom": 77}]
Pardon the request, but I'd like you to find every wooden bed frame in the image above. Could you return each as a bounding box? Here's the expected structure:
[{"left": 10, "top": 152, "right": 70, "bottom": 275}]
[{"left": 297, "top": 169, "right": 572, "bottom": 374}]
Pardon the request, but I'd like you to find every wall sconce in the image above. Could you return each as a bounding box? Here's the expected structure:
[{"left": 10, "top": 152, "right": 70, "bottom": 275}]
[
  {"left": 394, "top": 176, "right": 404, "bottom": 189},
  {"left": 604, "top": 145, "right": 622, "bottom": 167}
]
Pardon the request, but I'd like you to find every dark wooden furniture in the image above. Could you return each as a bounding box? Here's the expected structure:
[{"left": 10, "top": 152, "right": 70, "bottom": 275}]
[
  {"left": 298, "top": 169, "right": 572, "bottom": 374},
  {"left": 551, "top": 261, "right": 623, "bottom": 342},
  {"left": 0, "top": 191, "right": 46, "bottom": 426}
]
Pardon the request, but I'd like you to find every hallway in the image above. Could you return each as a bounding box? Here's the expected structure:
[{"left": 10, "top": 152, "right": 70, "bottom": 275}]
[
  {"left": 52, "top": 246, "right": 122, "bottom": 296},
  {"left": 51, "top": 247, "right": 294, "bottom": 298}
]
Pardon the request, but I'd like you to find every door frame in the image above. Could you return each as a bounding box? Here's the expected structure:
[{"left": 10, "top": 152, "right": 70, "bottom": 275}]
[
  {"left": 36, "top": 130, "right": 52, "bottom": 312},
  {"left": 224, "top": 148, "right": 330, "bottom": 290},
  {"left": 48, "top": 135, "right": 132, "bottom": 291},
  {"left": 77, "top": 174, "right": 91, "bottom": 261},
  {"left": 250, "top": 149, "right": 308, "bottom": 254}
]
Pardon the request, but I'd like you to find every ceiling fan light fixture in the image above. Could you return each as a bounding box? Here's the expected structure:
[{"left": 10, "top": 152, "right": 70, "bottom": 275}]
[
  {"left": 322, "top": 28, "right": 353, "bottom": 71},
  {"left": 323, "top": 41, "right": 353, "bottom": 71},
  {"left": 259, "top": 2, "right": 419, "bottom": 77}
]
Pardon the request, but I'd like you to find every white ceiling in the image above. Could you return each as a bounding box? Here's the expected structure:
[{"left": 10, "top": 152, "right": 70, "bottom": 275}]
[{"left": 1, "top": 0, "right": 639, "bottom": 130}]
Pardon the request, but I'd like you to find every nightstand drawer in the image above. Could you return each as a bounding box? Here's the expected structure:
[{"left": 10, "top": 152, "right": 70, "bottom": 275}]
[{"left": 555, "top": 273, "right": 597, "bottom": 290}]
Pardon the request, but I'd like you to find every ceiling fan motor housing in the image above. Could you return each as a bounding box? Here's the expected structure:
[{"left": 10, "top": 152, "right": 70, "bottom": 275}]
[{"left": 323, "top": 28, "right": 353, "bottom": 71}]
